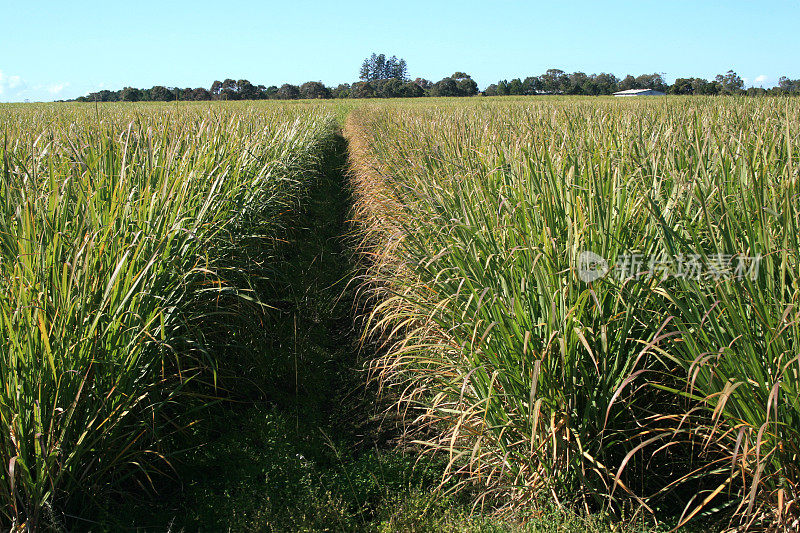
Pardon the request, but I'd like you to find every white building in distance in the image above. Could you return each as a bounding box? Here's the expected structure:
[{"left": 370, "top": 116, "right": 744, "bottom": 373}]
[{"left": 613, "top": 88, "right": 666, "bottom": 97}]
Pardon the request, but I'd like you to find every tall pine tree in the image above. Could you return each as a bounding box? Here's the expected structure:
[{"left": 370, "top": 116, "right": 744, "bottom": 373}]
[{"left": 359, "top": 53, "right": 409, "bottom": 81}]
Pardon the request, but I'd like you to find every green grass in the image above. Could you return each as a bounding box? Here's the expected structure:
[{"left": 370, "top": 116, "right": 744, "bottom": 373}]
[
  {"left": 84, "top": 127, "right": 544, "bottom": 533},
  {"left": 0, "top": 102, "right": 337, "bottom": 528},
  {"left": 2, "top": 96, "right": 797, "bottom": 531},
  {"left": 86, "top": 114, "right": 634, "bottom": 533},
  {"left": 347, "top": 96, "right": 800, "bottom": 529}
]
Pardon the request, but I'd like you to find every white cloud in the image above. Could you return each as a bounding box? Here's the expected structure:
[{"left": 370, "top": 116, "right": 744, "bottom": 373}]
[
  {"left": 0, "top": 70, "right": 27, "bottom": 97},
  {"left": 47, "top": 82, "right": 69, "bottom": 95},
  {"left": 0, "top": 71, "right": 72, "bottom": 102},
  {"left": 754, "top": 74, "right": 768, "bottom": 85}
]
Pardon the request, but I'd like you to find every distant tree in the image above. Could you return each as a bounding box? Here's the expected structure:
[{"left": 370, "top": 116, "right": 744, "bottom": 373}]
[
  {"left": 88, "top": 89, "right": 119, "bottom": 102},
  {"left": 120, "top": 87, "right": 142, "bottom": 102},
  {"left": 396, "top": 59, "right": 408, "bottom": 81},
  {"left": 566, "top": 72, "right": 589, "bottom": 94},
  {"left": 746, "top": 87, "right": 767, "bottom": 97},
  {"left": 430, "top": 77, "right": 459, "bottom": 97},
  {"left": 385, "top": 56, "right": 398, "bottom": 79},
  {"left": 631, "top": 74, "right": 648, "bottom": 91},
  {"left": 331, "top": 83, "right": 351, "bottom": 98},
  {"left": 496, "top": 80, "right": 510, "bottom": 96},
  {"left": 715, "top": 70, "right": 744, "bottom": 94},
  {"left": 76, "top": 60, "right": 795, "bottom": 104},
  {"left": 219, "top": 79, "right": 238, "bottom": 100},
  {"left": 618, "top": 75, "right": 638, "bottom": 91},
  {"left": 540, "top": 69, "right": 567, "bottom": 94},
  {"left": 359, "top": 53, "right": 409, "bottom": 81},
  {"left": 150, "top": 86, "right": 174, "bottom": 101},
  {"left": 359, "top": 59, "right": 371, "bottom": 82},
  {"left": 413, "top": 78, "right": 432, "bottom": 91},
  {"left": 666, "top": 77, "right": 712, "bottom": 95},
  {"left": 350, "top": 81, "right": 376, "bottom": 98},
  {"left": 594, "top": 73, "right": 619, "bottom": 94},
  {"left": 581, "top": 73, "right": 609, "bottom": 95},
  {"left": 374, "top": 54, "right": 386, "bottom": 79},
  {"left": 456, "top": 77, "right": 478, "bottom": 96},
  {"left": 236, "top": 79, "right": 259, "bottom": 100},
  {"left": 507, "top": 78, "right": 524, "bottom": 95},
  {"left": 489, "top": 71, "right": 620, "bottom": 96},
  {"left": 778, "top": 76, "right": 800, "bottom": 95},
  {"left": 701, "top": 80, "right": 722, "bottom": 95},
  {"left": 522, "top": 76, "right": 541, "bottom": 95},
  {"left": 187, "top": 87, "right": 211, "bottom": 100},
  {"left": 424, "top": 73, "right": 479, "bottom": 97},
  {"left": 401, "top": 82, "right": 424, "bottom": 97},
  {"left": 276, "top": 83, "right": 300, "bottom": 99},
  {"left": 669, "top": 78, "right": 695, "bottom": 95},
  {"left": 633, "top": 73, "right": 668, "bottom": 93},
  {"left": 210, "top": 80, "right": 222, "bottom": 98},
  {"left": 264, "top": 85, "right": 279, "bottom": 99},
  {"left": 375, "top": 78, "right": 404, "bottom": 98},
  {"left": 689, "top": 78, "right": 709, "bottom": 94},
  {"left": 300, "top": 81, "right": 330, "bottom": 99}
]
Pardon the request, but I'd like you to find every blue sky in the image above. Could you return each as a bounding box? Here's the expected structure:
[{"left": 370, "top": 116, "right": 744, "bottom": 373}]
[{"left": 1, "top": 0, "right": 798, "bottom": 102}]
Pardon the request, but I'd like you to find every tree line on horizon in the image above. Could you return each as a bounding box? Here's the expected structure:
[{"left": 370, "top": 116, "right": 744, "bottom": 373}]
[
  {"left": 485, "top": 69, "right": 800, "bottom": 96},
  {"left": 68, "top": 54, "right": 800, "bottom": 102}
]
